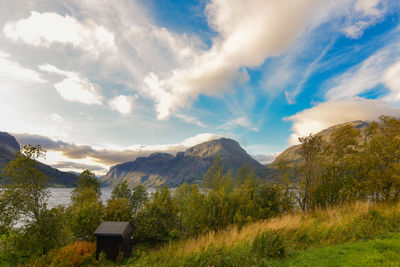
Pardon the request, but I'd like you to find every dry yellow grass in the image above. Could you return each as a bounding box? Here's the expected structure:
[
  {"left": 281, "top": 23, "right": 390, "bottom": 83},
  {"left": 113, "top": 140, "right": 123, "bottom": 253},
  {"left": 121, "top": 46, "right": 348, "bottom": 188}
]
[{"left": 149, "top": 201, "right": 399, "bottom": 259}]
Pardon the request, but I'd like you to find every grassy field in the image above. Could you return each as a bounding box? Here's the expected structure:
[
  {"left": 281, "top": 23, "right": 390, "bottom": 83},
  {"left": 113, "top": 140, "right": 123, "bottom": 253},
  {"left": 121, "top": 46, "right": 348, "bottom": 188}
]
[
  {"left": 272, "top": 233, "right": 400, "bottom": 267},
  {"left": 129, "top": 201, "right": 400, "bottom": 266}
]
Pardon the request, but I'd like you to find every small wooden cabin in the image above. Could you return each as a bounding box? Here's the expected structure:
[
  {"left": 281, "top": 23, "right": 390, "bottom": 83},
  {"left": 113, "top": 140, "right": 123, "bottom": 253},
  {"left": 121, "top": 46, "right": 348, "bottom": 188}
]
[{"left": 94, "top": 221, "right": 134, "bottom": 261}]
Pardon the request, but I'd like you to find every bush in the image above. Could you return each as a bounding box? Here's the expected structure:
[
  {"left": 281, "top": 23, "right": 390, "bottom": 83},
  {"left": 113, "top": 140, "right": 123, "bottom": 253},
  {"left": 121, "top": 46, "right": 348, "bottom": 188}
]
[{"left": 31, "top": 241, "right": 97, "bottom": 267}]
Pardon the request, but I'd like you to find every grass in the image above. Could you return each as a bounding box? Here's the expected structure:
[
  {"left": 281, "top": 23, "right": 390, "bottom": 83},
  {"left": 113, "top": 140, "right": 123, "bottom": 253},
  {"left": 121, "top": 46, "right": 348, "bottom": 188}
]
[
  {"left": 272, "top": 233, "right": 400, "bottom": 267},
  {"left": 129, "top": 201, "right": 400, "bottom": 266}
]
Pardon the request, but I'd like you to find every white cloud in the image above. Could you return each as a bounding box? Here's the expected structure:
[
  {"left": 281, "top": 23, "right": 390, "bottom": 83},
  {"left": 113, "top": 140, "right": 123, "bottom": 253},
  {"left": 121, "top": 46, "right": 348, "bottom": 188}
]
[
  {"left": 285, "top": 97, "right": 400, "bottom": 145},
  {"left": 342, "top": 0, "right": 386, "bottom": 39},
  {"left": 175, "top": 114, "right": 207, "bottom": 128},
  {"left": 181, "top": 133, "right": 223, "bottom": 147},
  {"left": 253, "top": 152, "right": 281, "bottom": 165},
  {"left": 143, "top": 0, "right": 325, "bottom": 119},
  {"left": 218, "top": 116, "right": 258, "bottom": 131},
  {"left": 45, "top": 113, "right": 62, "bottom": 122},
  {"left": 39, "top": 63, "right": 104, "bottom": 105},
  {"left": 109, "top": 95, "right": 136, "bottom": 115},
  {"left": 325, "top": 41, "right": 400, "bottom": 101},
  {"left": 3, "top": 11, "right": 115, "bottom": 56},
  {"left": 0, "top": 50, "right": 45, "bottom": 84},
  {"left": 382, "top": 61, "right": 400, "bottom": 101}
]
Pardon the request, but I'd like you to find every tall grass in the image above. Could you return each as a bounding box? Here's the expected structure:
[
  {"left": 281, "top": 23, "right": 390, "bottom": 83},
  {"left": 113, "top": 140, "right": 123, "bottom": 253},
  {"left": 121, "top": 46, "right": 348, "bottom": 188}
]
[{"left": 130, "top": 201, "right": 400, "bottom": 266}]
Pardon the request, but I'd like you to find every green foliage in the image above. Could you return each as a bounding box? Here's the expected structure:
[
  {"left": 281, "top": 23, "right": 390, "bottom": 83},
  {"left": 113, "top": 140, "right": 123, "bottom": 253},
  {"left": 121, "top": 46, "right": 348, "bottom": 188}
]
[
  {"left": 104, "top": 197, "right": 133, "bottom": 222},
  {"left": 2, "top": 145, "right": 50, "bottom": 223},
  {"left": 135, "top": 186, "right": 179, "bottom": 243},
  {"left": 173, "top": 183, "right": 207, "bottom": 237},
  {"left": 288, "top": 116, "right": 400, "bottom": 210},
  {"left": 71, "top": 170, "right": 101, "bottom": 200},
  {"left": 69, "top": 187, "right": 104, "bottom": 241},
  {"left": 362, "top": 116, "right": 400, "bottom": 202},
  {"left": 15, "top": 206, "right": 72, "bottom": 255},
  {"left": 111, "top": 181, "right": 148, "bottom": 214},
  {"left": 203, "top": 153, "right": 224, "bottom": 190}
]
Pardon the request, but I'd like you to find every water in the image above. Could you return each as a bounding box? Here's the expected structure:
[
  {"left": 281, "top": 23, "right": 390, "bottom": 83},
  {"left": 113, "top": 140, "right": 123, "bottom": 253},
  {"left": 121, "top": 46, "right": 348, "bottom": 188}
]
[
  {"left": 47, "top": 188, "right": 114, "bottom": 208},
  {"left": 47, "top": 187, "right": 157, "bottom": 208}
]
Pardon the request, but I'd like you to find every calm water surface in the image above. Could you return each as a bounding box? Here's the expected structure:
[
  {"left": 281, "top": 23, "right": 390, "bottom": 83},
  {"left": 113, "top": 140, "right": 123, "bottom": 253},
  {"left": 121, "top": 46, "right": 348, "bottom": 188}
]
[{"left": 48, "top": 187, "right": 156, "bottom": 208}]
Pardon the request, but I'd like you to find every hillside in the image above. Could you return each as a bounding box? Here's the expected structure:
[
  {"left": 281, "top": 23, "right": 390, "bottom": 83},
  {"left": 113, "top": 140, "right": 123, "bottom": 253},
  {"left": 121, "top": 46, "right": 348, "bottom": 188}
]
[
  {"left": 102, "top": 138, "right": 270, "bottom": 187},
  {"left": 128, "top": 201, "right": 400, "bottom": 266},
  {"left": 0, "top": 132, "right": 78, "bottom": 187},
  {"left": 269, "top": 120, "right": 370, "bottom": 168}
]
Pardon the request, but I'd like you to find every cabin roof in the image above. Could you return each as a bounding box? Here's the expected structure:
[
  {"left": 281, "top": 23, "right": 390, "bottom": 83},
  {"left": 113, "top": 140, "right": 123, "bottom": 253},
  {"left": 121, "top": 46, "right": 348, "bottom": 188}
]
[{"left": 94, "top": 221, "right": 133, "bottom": 238}]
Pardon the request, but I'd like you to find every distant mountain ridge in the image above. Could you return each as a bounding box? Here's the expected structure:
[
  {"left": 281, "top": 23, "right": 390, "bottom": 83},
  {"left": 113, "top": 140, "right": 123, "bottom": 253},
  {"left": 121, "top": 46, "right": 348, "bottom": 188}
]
[
  {"left": 102, "top": 138, "right": 270, "bottom": 187},
  {"left": 0, "top": 132, "right": 78, "bottom": 187}
]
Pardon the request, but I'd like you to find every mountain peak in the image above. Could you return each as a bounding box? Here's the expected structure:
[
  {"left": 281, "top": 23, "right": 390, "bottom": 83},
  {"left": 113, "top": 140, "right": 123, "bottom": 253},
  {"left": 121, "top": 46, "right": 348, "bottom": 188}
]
[{"left": 103, "top": 137, "right": 269, "bottom": 187}]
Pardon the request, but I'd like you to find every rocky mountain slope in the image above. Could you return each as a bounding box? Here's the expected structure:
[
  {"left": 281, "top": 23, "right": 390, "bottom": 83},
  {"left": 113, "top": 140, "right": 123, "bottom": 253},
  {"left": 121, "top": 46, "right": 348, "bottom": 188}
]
[
  {"left": 0, "top": 132, "right": 78, "bottom": 187},
  {"left": 102, "top": 138, "right": 270, "bottom": 187}
]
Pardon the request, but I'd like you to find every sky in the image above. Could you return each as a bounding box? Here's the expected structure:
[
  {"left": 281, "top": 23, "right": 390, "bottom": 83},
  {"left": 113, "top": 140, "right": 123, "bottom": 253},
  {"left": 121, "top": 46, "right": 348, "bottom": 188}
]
[{"left": 1, "top": 0, "right": 400, "bottom": 175}]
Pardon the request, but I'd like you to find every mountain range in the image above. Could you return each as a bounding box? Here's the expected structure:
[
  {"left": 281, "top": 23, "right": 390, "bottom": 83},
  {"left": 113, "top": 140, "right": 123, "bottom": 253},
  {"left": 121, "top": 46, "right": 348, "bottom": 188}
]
[
  {"left": 102, "top": 138, "right": 271, "bottom": 187},
  {"left": 0, "top": 120, "right": 373, "bottom": 188},
  {"left": 0, "top": 132, "right": 78, "bottom": 187}
]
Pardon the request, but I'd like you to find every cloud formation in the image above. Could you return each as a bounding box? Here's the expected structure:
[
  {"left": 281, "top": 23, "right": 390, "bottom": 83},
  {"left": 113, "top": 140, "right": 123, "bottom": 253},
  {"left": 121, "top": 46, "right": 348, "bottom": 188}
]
[
  {"left": 0, "top": 50, "right": 45, "bottom": 84},
  {"left": 325, "top": 41, "right": 400, "bottom": 101},
  {"left": 144, "top": 0, "right": 325, "bottom": 119},
  {"left": 109, "top": 95, "right": 137, "bottom": 115},
  {"left": 218, "top": 116, "right": 258, "bottom": 131},
  {"left": 3, "top": 11, "right": 115, "bottom": 56},
  {"left": 342, "top": 0, "right": 386, "bottom": 39},
  {"left": 39, "top": 64, "right": 104, "bottom": 105},
  {"left": 285, "top": 97, "right": 400, "bottom": 145}
]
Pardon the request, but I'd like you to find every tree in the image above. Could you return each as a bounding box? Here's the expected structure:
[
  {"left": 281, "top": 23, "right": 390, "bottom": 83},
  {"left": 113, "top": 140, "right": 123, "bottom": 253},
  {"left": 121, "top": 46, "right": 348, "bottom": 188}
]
[
  {"left": 203, "top": 153, "right": 224, "bottom": 190},
  {"left": 173, "top": 183, "right": 207, "bottom": 237},
  {"left": 2, "top": 145, "right": 50, "bottom": 225},
  {"left": 363, "top": 116, "right": 400, "bottom": 202},
  {"left": 316, "top": 124, "right": 363, "bottom": 206},
  {"left": 0, "top": 190, "right": 18, "bottom": 253},
  {"left": 69, "top": 171, "right": 104, "bottom": 241},
  {"left": 130, "top": 185, "right": 148, "bottom": 214},
  {"left": 111, "top": 181, "right": 148, "bottom": 214},
  {"left": 71, "top": 170, "right": 100, "bottom": 201},
  {"left": 135, "top": 186, "right": 179, "bottom": 243},
  {"left": 104, "top": 198, "right": 133, "bottom": 222},
  {"left": 296, "top": 134, "right": 322, "bottom": 211}
]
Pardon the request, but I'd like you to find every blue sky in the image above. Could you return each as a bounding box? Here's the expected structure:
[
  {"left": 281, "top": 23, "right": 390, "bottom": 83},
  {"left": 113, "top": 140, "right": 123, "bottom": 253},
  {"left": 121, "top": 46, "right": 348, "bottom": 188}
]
[{"left": 1, "top": 0, "right": 400, "bottom": 174}]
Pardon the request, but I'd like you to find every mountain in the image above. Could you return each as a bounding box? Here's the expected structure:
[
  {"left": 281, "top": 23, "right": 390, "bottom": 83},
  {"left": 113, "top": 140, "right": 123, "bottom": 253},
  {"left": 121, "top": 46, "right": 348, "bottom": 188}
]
[
  {"left": 269, "top": 120, "right": 370, "bottom": 168},
  {"left": 102, "top": 138, "right": 270, "bottom": 187},
  {"left": 0, "top": 132, "right": 78, "bottom": 187}
]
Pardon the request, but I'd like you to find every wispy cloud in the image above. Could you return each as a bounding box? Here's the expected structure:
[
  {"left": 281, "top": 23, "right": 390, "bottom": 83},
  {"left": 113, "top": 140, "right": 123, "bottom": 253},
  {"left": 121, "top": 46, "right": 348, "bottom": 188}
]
[
  {"left": 0, "top": 50, "right": 45, "bottom": 84},
  {"left": 218, "top": 116, "right": 258, "bottom": 132},
  {"left": 39, "top": 63, "right": 104, "bottom": 105},
  {"left": 325, "top": 40, "right": 400, "bottom": 101}
]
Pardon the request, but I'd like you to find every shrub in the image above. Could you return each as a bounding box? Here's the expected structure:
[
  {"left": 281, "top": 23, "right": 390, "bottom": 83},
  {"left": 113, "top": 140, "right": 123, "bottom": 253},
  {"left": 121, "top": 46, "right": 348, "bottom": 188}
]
[{"left": 31, "top": 241, "right": 98, "bottom": 267}]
